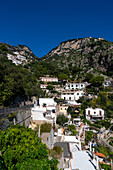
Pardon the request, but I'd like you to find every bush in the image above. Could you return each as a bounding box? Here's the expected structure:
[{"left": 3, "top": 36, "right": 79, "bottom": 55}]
[
  {"left": 56, "top": 114, "right": 68, "bottom": 126},
  {"left": 41, "top": 123, "right": 51, "bottom": 134}
]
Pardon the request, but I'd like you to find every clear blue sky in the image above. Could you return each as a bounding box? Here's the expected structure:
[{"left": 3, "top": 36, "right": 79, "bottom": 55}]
[{"left": 0, "top": 0, "right": 113, "bottom": 58}]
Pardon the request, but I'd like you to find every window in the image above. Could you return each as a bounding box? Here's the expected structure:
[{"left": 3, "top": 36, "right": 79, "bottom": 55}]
[
  {"left": 81, "top": 84, "right": 83, "bottom": 87},
  {"left": 61, "top": 108, "right": 62, "bottom": 110},
  {"left": 88, "top": 110, "right": 90, "bottom": 115},
  {"left": 99, "top": 111, "right": 102, "bottom": 116},
  {"left": 94, "top": 111, "right": 96, "bottom": 114},
  {"left": 77, "top": 93, "right": 79, "bottom": 95},
  {"left": 68, "top": 85, "right": 70, "bottom": 87},
  {"left": 65, "top": 108, "right": 67, "bottom": 110},
  {"left": 64, "top": 97, "right": 66, "bottom": 100},
  {"left": 76, "top": 85, "right": 78, "bottom": 87},
  {"left": 69, "top": 97, "right": 71, "bottom": 100},
  {"left": 71, "top": 85, "right": 73, "bottom": 87}
]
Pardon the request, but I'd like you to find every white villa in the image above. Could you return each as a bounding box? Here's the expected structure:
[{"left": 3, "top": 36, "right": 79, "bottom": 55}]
[
  {"left": 31, "top": 98, "right": 57, "bottom": 124},
  {"left": 85, "top": 108, "right": 104, "bottom": 121},
  {"left": 65, "top": 82, "right": 86, "bottom": 90},
  {"left": 61, "top": 91, "right": 85, "bottom": 101},
  {"left": 39, "top": 77, "right": 58, "bottom": 82}
]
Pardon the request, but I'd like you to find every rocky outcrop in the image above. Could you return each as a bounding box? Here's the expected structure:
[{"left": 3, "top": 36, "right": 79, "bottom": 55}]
[
  {"left": 0, "top": 43, "right": 39, "bottom": 65},
  {"left": 41, "top": 37, "right": 113, "bottom": 75}
]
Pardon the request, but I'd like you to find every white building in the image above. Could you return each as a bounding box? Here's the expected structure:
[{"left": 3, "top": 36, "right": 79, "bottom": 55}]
[
  {"left": 65, "top": 82, "right": 86, "bottom": 90},
  {"left": 40, "top": 84, "right": 48, "bottom": 89},
  {"left": 85, "top": 108, "right": 104, "bottom": 121},
  {"left": 39, "top": 98, "right": 57, "bottom": 107},
  {"left": 39, "top": 77, "right": 58, "bottom": 82},
  {"left": 31, "top": 98, "right": 57, "bottom": 124},
  {"left": 61, "top": 91, "right": 85, "bottom": 101}
]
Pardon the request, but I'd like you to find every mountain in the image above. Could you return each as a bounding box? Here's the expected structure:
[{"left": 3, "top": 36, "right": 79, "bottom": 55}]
[
  {"left": 0, "top": 43, "right": 39, "bottom": 65},
  {"left": 41, "top": 37, "right": 113, "bottom": 77}
]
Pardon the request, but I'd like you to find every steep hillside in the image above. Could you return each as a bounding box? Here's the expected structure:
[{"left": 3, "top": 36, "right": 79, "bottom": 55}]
[
  {"left": 0, "top": 43, "right": 39, "bottom": 65},
  {"left": 0, "top": 43, "right": 44, "bottom": 107},
  {"left": 41, "top": 37, "right": 113, "bottom": 76}
]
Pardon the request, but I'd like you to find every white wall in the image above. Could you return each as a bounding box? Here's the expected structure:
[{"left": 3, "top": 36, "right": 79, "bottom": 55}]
[
  {"left": 74, "top": 91, "right": 85, "bottom": 100},
  {"left": 61, "top": 91, "right": 85, "bottom": 101},
  {"left": 65, "top": 83, "right": 85, "bottom": 90},
  {"left": 85, "top": 108, "right": 104, "bottom": 120},
  {"left": 39, "top": 98, "right": 57, "bottom": 106}
]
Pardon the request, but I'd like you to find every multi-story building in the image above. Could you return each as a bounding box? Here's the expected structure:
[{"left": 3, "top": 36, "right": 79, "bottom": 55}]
[
  {"left": 39, "top": 77, "right": 58, "bottom": 82},
  {"left": 85, "top": 108, "right": 104, "bottom": 121},
  {"left": 65, "top": 82, "right": 86, "bottom": 90},
  {"left": 61, "top": 91, "right": 85, "bottom": 101}
]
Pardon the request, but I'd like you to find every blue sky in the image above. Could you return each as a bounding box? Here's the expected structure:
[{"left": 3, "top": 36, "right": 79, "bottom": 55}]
[{"left": 0, "top": 0, "right": 113, "bottom": 57}]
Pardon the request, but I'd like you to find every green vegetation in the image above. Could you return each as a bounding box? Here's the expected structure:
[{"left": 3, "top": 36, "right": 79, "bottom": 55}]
[
  {"left": 67, "top": 124, "right": 78, "bottom": 136},
  {"left": 56, "top": 114, "right": 68, "bottom": 126},
  {"left": 109, "top": 137, "right": 113, "bottom": 146},
  {"left": 100, "top": 164, "right": 111, "bottom": 170},
  {"left": 67, "top": 106, "right": 79, "bottom": 119},
  {"left": 41, "top": 123, "right": 51, "bottom": 134},
  {"left": 0, "top": 54, "right": 45, "bottom": 106},
  {"left": 90, "top": 75, "right": 104, "bottom": 87},
  {"left": 0, "top": 125, "right": 58, "bottom": 169},
  {"left": 50, "top": 146, "right": 63, "bottom": 159},
  {"left": 85, "top": 131, "right": 93, "bottom": 144},
  {"left": 94, "top": 143, "right": 113, "bottom": 159},
  {"left": 35, "top": 123, "right": 52, "bottom": 134},
  {"left": 8, "top": 112, "right": 17, "bottom": 121},
  {"left": 47, "top": 85, "right": 54, "bottom": 91},
  {"left": 79, "top": 92, "right": 113, "bottom": 119},
  {"left": 58, "top": 73, "right": 68, "bottom": 80}
]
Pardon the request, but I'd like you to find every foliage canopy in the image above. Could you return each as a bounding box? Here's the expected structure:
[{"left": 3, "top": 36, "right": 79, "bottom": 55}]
[{"left": 0, "top": 125, "right": 58, "bottom": 170}]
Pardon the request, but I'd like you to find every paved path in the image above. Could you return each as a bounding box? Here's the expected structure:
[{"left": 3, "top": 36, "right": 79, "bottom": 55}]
[{"left": 70, "top": 144, "right": 97, "bottom": 170}]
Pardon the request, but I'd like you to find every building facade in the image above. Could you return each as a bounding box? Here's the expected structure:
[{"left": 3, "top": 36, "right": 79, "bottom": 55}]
[
  {"left": 61, "top": 91, "right": 85, "bottom": 101},
  {"left": 85, "top": 108, "right": 104, "bottom": 121},
  {"left": 39, "top": 77, "right": 58, "bottom": 82},
  {"left": 65, "top": 82, "right": 85, "bottom": 90}
]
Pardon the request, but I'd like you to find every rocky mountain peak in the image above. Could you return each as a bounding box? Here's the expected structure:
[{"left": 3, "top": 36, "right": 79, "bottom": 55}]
[
  {"left": 0, "top": 43, "right": 39, "bottom": 65},
  {"left": 45, "top": 37, "right": 104, "bottom": 57}
]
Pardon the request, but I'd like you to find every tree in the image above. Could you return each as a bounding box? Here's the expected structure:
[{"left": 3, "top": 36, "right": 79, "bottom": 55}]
[
  {"left": 0, "top": 125, "right": 58, "bottom": 169},
  {"left": 85, "top": 73, "right": 94, "bottom": 82},
  {"left": 85, "top": 131, "right": 93, "bottom": 144},
  {"left": 56, "top": 114, "right": 68, "bottom": 125},
  {"left": 90, "top": 75, "right": 104, "bottom": 87},
  {"left": 47, "top": 85, "right": 54, "bottom": 91},
  {"left": 58, "top": 73, "right": 68, "bottom": 80}
]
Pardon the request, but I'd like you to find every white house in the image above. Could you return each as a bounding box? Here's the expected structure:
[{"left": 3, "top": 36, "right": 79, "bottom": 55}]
[
  {"left": 40, "top": 84, "right": 48, "bottom": 89},
  {"left": 31, "top": 98, "right": 57, "bottom": 124},
  {"left": 31, "top": 106, "right": 53, "bottom": 124},
  {"left": 61, "top": 91, "right": 85, "bottom": 101},
  {"left": 65, "top": 82, "right": 86, "bottom": 90},
  {"left": 39, "top": 98, "right": 57, "bottom": 107},
  {"left": 85, "top": 108, "right": 104, "bottom": 121},
  {"left": 39, "top": 77, "right": 58, "bottom": 82}
]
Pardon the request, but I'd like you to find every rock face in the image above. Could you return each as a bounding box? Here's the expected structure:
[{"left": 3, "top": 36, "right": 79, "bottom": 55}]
[
  {"left": 0, "top": 43, "right": 39, "bottom": 65},
  {"left": 41, "top": 37, "right": 113, "bottom": 75}
]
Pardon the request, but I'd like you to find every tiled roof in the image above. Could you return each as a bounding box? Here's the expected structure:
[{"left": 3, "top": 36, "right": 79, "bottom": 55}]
[{"left": 95, "top": 152, "right": 106, "bottom": 158}]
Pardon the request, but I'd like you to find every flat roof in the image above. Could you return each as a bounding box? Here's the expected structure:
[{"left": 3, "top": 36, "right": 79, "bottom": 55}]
[
  {"left": 54, "top": 142, "right": 72, "bottom": 159},
  {"left": 70, "top": 150, "right": 97, "bottom": 170}
]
